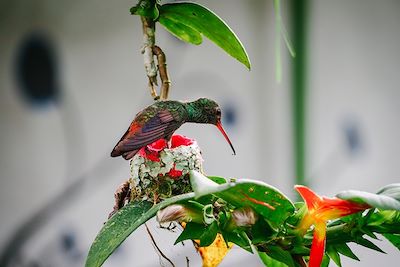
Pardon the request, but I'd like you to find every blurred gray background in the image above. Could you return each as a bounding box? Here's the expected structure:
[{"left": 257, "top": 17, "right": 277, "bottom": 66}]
[{"left": 0, "top": 0, "right": 399, "bottom": 266}]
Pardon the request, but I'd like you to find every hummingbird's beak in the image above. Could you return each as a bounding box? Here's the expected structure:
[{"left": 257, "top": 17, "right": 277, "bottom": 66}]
[{"left": 216, "top": 121, "right": 236, "bottom": 155}]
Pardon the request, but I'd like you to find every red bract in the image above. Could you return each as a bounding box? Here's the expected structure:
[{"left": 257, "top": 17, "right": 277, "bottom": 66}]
[
  {"left": 295, "top": 185, "right": 370, "bottom": 267},
  {"left": 171, "top": 134, "right": 194, "bottom": 148},
  {"left": 148, "top": 139, "right": 168, "bottom": 152},
  {"left": 167, "top": 164, "right": 183, "bottom": 179},
  {"left": 137, "top": 135, "right": 194, "bottom": 162}
]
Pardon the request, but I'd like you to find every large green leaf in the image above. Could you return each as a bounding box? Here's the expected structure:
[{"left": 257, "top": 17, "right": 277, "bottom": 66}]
[
  {"left": 258, "top": 251, "right": 291, "bottom": 267},
  {"left": 158, "top": 2, "right": 251, "bottom": 69},
  {"left": 354, "top": 236, "right": 385, "bottom": 253},
  {"left": 383, "top": 233, "right": 400, "bottom": 251},
  {"left": 85, "top": 192, "right": 195, "bottom": 267},
  {"left": 221, "top": 231, "right": 252, "bottom": 252},
  {"left": 336, "top": 189, "right": 400, "bottom": 211},
  {"left": 158, "top": 16, "right": 202, "bottom": 44},
  {"left": 326, "top": 246, "right": 342, "bottom": 267},
  {"left": 175, "top": 221, "right": 219, "bottom": 246},
  {"left": 190, "top": 171, "right": 295, "bottom": 229},
  {"left": 335, "top": 243, "right": 359, "bottom": 261},
  {"left": 265, "top": 245, "right": 295, "bottom": 267}
]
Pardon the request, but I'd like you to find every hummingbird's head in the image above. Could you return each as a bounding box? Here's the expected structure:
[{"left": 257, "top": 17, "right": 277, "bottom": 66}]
[
  {"left": 190, "top": 98, "right": 236, "bottom": 155},
  {"left": 193, "top": 98, "right": 221, "bottom": 124}
]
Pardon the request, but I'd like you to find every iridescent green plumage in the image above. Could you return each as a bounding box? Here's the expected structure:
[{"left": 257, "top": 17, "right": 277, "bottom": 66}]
[{"left": 111, "top": 98, "right": 235, "bottom": 160}]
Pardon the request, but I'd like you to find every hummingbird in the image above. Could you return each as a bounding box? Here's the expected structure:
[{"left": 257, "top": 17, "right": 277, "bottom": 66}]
[{"left": 111, "top": 98, "right": 236, "bottom": 160}]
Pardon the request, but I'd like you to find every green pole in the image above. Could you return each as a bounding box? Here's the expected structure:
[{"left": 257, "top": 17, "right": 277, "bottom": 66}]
[{"left": 291, "top": 0, "right": 308, "bottom": 189}]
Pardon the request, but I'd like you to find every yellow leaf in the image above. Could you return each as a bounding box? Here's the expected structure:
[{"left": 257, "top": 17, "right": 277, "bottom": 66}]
[{"left": 196, "top": 234, "right": 232, "bottom": 267}]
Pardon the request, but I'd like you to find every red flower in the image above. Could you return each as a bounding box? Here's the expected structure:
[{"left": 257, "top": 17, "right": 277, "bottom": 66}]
[
  {"left": 295, "top": 185, "right": 370, "bottom": 267},
  {"left": 171, "top": 134, "right": 194, "bottom": 148},
  {"left": 148, "top": 139, "right": 168, "bottom": 152},
  {"left": 167, "top": 164, "right": 183, "bottom": 179},
  {"left": 137, "top": 135, "right": 195, "bottom": 162}
]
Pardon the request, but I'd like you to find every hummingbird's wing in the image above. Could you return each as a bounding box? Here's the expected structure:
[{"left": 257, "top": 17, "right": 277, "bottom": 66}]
[{"left": 111, "top": 109, "right": 182, "bottom": 160}]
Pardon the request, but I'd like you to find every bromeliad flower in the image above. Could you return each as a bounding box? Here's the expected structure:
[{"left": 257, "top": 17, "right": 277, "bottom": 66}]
[{"left": 294, "top": 185, "right": 370, "bottom": 267}]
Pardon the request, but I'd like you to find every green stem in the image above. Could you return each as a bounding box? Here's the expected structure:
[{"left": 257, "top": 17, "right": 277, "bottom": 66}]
[
  {"left": 325, "top": 223, "right": 353, "bottom": 243},
  {"left": 291, "top": 0, "right": 308, "bottom": 192},
  {"left": 141, "top": 16, "right": 159, "bottom": 100},
  {"left": 273, "top": 0, "right": 282, "bottom": 83}
]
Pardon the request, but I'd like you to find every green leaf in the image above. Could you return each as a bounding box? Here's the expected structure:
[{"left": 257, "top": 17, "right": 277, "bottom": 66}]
[
  {"left": 85, "top": 192, "right": 195, "bottom": 267},
  {"left": 190, "top": 171, "right": 295, "bottom": 229},
  {"left": 321, "top": 255, "right": 331, "bottom": 267},
  {"left": 221, "top": 231, "right": 252, "bottom": 252},
  {"left": 360, "top": 227, "right": 378, "bottom": 240},
  {"left": 175, "top": 221, "right": 219, "bottom": 246},
  {"left": 207, "top": 175, "right": 228, "bottom": 185},
  {"left": 158, "top": 2, "right": 251, "bottom": 69},
  {"left": 326, "top": 246, "right": 342, "bottom": 267},
  {"left": 383, "top": 233, "right": 400, "bottom": 251},
  {"left": 368, "top": 210, "right": 400, "bottom": 226},
  {"left": 157, "top": 16, "right": 202, "bottom": 44},
  {"left": 335, "top": 243, "right": 360, "bottom": 261},
  {"left": 258, "top": 251, "right": 289, "bottom": 267},
  {"left": 337, "top": 189, "right": 400, "bottom": 210},
  {"left": 264, "top": 246, "right": 295, "bottom": 267},
  {"left": 290, "top": 245, "right": 310, "bottom": 255},
  {"left": 250, "top": 218, "right": 277, "bottom": 245},
  {"left": 354, "top": 237, "right": 385, "bottom": 253}
]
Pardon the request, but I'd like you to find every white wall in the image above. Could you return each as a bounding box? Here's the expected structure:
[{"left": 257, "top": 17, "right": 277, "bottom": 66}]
[
  {"left": 308, "top": 0, "right": 400, "bottom": 265},
  {"left": 0, "top": 0, "right": 399, "bottom": 266}
]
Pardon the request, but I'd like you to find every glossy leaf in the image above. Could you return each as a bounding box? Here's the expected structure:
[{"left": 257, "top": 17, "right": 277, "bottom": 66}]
[
  {"left": 158, "top": 16, "right": 202, "bottom": 44},
  {"left": 336, "top": 190, "right": 400, "bottom": 211},
  {"left": 383, "top": 233, "right": 400, "bottom": 251},
  {"left": 221, "top": 231, "right": 252, "bottom": 252},
  {"left": 265, "top": 245, "right": 295, "bottom": 267},
  {"left": 258, "top": 252, "right": 288, "bottom": 267},
  {"left": 207, "top": 176, "right": 229, "bottom": 185},
  {"left": 158, "top": 2, "right": 251, "bottom": 69},
  {"left": 85, "top": 192, "right": 195, "bottom": 267},
  {"left": 190, "top": 171, "right": 295, "bottom": 229},
  {"left": 368, "top": 210, "right": 400, "bottom": 227},
  {"left": 355, "top": 236, "right": 385, "bottom": 253},
  {"left": 335, "top": 243, "right": 360, "bottom": 261},
  {"left": 250, "top": 217, "right": 277, "bottom": 245},
  {"left": 321, "top": 255, "right": 331, "bottom": 267},
  {"left": 175, "top": 221, "right": 219, "bottom": 246},
  {"left": 326, "top": 246, "right": 342, "bottom": 267}
]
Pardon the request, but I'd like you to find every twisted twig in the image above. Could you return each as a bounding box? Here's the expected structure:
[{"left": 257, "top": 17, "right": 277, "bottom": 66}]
[
  {"left": 153, "top": 45, "right": 171, "bottom": 100},
  {"left": 141, "top": 16, "right": 159, "bottom": 100},
  {"left": 141, "top": 16, "right": 171, "bottom": 100}
]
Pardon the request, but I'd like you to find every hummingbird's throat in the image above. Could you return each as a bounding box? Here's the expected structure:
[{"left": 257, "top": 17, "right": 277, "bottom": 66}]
[{"left": 216, "top": 121, "right": 236, "bottom": 155}]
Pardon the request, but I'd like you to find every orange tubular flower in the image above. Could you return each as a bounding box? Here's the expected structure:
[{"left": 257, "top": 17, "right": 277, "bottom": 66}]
[{"left": 294, "top": 185, "right": 370, "bottom": 267}]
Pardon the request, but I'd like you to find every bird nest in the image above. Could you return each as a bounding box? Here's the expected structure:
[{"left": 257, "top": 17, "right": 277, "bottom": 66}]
[{"left": 129, "top": 135, "right": 204, "bottom": 203}]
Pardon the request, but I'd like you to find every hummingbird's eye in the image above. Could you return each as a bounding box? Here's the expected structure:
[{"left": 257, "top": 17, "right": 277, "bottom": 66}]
[{"left": 216, "top": 108, "right": 221, "bottom": 117}]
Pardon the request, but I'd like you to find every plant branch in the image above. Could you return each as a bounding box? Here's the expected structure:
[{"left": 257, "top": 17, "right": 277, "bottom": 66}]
[
  {"left": 145, "top": 223, "right": 176, "bottom": 267},
  {"left": 153, "top": 45, "right": 171, "bottom": 100},
  {"left": 141, "top": 16, "right": 159, "bottom": 100}
]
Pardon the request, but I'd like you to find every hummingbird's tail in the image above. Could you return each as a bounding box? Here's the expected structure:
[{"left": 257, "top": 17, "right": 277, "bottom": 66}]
[{"left": 110, "top": 148, "right": 140, "bottom": 160}]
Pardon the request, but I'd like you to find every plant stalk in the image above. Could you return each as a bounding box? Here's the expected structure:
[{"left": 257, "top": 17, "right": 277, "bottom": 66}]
[
  {"left": 153, "top": 46, "right": 171, "bottom": 100},
  {"left": 141, "top": 16, "right": 159, "bottom": 100}
]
